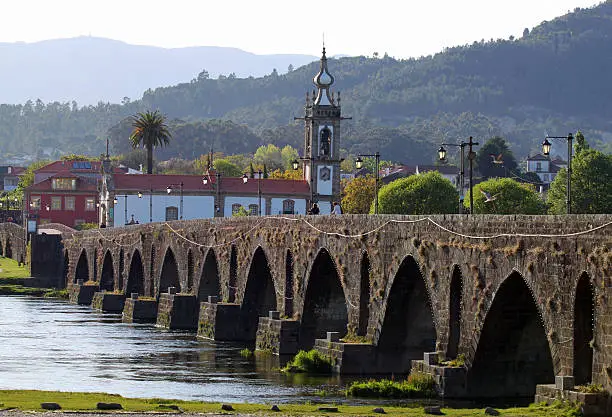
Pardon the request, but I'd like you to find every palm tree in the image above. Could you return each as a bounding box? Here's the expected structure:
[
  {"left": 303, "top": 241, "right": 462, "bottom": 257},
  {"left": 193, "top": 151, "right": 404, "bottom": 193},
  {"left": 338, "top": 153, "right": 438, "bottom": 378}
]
[{"left": 129, "top": 110, "right": 172, "bottom": 174}]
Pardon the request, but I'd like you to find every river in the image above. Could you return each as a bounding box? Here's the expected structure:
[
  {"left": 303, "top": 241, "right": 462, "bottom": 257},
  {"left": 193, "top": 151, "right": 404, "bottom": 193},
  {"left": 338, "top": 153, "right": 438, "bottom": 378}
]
[{"left": 0, "top": 296, "right": 347, "bottom": 403}]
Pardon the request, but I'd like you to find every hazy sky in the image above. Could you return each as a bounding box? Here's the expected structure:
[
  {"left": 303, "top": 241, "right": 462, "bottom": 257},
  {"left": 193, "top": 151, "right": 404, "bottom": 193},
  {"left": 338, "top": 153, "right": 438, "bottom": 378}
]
[{"left": 1, "top": 0, "right": 600, "bottom": 57}]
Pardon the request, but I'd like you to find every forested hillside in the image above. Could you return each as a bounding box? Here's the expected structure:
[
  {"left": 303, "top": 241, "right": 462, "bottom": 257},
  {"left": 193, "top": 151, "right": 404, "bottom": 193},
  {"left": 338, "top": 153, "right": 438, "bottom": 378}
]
[{"left": 2, "top": 2, "right": 612, "bottom": 166}]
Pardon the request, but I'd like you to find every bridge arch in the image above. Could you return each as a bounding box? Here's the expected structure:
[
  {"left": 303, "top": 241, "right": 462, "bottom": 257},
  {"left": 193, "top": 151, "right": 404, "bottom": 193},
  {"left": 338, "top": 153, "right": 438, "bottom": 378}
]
[
  {"left": 92, "top": 248, "right": 98, "bottom": 282},
  {"left": 241, "top": 246, "right": 277, "bottom": 341},
  {"left": 299, "top": 247, "right": 348, "bottom": 350},
  {"left": 376, "top": 255, "right": 436, "bottom": 373},
  {"left": 118, "top": 249, "right": 125, "bottom": 292},
  {"left": 228, "top": 245, "right": 238, "bottom": 302},
  {"left": 467, "top": 270, "right": 554, "bottom": 398},
  {"left": 158, "top": 247, "right": 180, "bottom": 297},
  {"left": 126, "top": 250, "right": 145, "bottom": 295},
  {"left": 574, "top": 272, "right": 595, "bottom": 385},
  {"left": 148, "top": 246, "right": 156, "bottom": 297},
  {"left": 198, "top": 248, "right": 221, "bottom": 302},
  {"left": 284, "top": 249, "right": 294, "bottom": 317},
  {"left": 5, "top": 237, "right": 12, "bottom": 259},
  {"left": 0, "top": 239, "right": 4, "bottom": 256},
  {"left": 62, "top": 250, "right": 70, "bottom": 288},
  {"left": 74, "top": 249, "right": 89, "bottom": 283},
  {"left": 100, "top": 250, "right": 114, "bottom": 291},
  {"left": 187, "top": 249, "right": 194, "bottom": 292},
  {"left": 358, "top": 251, "right": 371, "bottom": 337},
  {"left": 446, "top": 264, "right": 463, "bottom": 359}
]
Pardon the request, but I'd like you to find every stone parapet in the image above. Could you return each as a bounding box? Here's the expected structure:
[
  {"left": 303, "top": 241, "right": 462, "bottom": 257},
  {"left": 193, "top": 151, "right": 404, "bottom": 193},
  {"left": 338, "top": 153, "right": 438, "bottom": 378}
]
[
  {"left": 197, "top": 301, "right": 244, "bottom": 340},
  {"left": 68, "top": 284, "right": 99, "bottom": 305},
  {"left": 122, "top": 297, "right": 157, "bottom": 323},
  {"left": 91, "top": 292, "right": 125, "bottom": 313},
  {"left": 156, "top": 293, "right": 198, "bottom": 330},
  {"left": 255, "top": 316, "right": 300, "bottom": 355}
]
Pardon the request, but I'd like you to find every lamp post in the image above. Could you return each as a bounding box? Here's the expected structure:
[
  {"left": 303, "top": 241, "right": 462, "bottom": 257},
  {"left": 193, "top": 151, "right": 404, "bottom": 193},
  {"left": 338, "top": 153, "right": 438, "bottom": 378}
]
[
  {"left": 438, "top": 143, "right": 466, "bottom": 214},
  {"left": 203, "top": 172, "right": 221, "bottom": 216},
  {"left": 542, "top": 133, "right": 573, "bottom": 214},
  {"left": 113, "top": 195, "right": 129, "bottom": 225},
  {"left": 242, "top": 170, "right": 262, "bottom": 216},
  {"left": 166, "top": 182, "right": 184, "bottom": 220},
  {"left": 355, "top": 152, "right": 380, "bottom": 214},
  {"left": 438, "top": 136, "right": 478, "bottom": 215}
]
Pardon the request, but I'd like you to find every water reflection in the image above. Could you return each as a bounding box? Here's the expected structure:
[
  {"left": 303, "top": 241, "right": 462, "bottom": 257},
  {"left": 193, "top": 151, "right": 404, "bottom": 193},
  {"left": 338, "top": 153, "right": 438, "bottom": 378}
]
[{"left": 0, "top": 296, "right": 348, "bottom": 403}]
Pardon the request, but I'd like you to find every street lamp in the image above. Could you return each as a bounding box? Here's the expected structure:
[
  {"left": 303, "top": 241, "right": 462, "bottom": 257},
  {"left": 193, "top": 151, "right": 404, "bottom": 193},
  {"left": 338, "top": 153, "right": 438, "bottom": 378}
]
[
  {"left": 438, "top": 137, "right": 478, "bottom": 215},
  {"left": 166, "top": 182, "right": 184, "bottom": 219},
  {"left": 242, "top": 171, "right": 262, "bottom": 215},
  {"left": 203, "top": 172, "right": 221, "bottom": 216},
  {"left": 137, "top": 188, "right": 152, "bottom": 222},
  {"left": 542, "top": 133, "right": 573, "bottom": 214},
  {"left": 355, "top": 152, "right": 380, "bottom": 214},
  {"left": 292, "top": 156, "right": 316, "bottom": 204},
  {"left": 113, "top": 195, "right": 129, "bottom": 225}
]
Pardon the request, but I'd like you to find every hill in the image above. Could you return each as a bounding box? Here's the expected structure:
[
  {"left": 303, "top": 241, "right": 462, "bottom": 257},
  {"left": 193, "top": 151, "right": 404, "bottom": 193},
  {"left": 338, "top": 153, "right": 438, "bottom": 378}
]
[
  {"left": 2, "top": 3, "right": 612, "bottom": 166},
  {"left": 0, "top": 36, "right": 317, "bottom": 104}
]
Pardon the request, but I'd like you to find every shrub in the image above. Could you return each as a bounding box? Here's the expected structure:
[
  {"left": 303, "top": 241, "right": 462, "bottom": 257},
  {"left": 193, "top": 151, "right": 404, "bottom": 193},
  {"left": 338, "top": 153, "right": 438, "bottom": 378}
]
[
  {"left": 440, "top": 353, "right": 466, "bottom": 367},
  {"left": 346, "top": 372, "right": 436, "bottom": 399},
  {"left": 239, "top": 348, "right": 253, "bottom": 359},
  {"left": 75, "top": 222, "right": 99, "bottom": 231},
  {"left": 282, "top": 350, "right": 332, "bottom": 374}
]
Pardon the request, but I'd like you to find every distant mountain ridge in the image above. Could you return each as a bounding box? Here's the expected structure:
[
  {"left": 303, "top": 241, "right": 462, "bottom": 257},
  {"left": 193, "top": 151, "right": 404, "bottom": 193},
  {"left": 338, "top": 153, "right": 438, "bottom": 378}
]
[{"left": 0, "top": 36, "right": 318, "bottom": 104}]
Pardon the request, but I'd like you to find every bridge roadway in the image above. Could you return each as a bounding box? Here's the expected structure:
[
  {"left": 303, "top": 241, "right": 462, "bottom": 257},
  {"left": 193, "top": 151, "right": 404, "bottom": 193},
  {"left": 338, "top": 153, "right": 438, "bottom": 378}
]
[{"left": 1, "top": 214, "right": 610, "bottom": 403}]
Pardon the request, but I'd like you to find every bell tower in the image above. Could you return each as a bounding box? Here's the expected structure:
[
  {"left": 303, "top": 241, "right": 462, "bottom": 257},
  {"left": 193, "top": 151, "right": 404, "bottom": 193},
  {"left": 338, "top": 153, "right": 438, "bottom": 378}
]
[{"left": 300, "top": 47, "right": 346, "bottom": 213}]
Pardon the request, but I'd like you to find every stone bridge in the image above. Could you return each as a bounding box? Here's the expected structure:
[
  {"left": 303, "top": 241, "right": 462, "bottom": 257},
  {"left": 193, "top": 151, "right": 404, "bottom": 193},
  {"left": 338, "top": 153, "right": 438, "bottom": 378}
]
[{"left": 5, "top": 215, "right": 612, "bottom": 404}]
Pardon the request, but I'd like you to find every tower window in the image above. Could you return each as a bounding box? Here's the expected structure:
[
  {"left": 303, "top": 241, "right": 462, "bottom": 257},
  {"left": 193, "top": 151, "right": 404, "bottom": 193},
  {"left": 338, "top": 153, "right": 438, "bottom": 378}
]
[{"left": 319, "top": 127, "right": 331, "bottom": 157}]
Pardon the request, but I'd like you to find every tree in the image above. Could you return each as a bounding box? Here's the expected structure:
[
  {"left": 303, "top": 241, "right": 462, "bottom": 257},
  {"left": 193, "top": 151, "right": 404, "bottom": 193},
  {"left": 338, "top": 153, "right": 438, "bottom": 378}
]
[
  {"left": 129, "top": 110, "right": 172, "bottom": 174},
  {"left": 254, "top": 144, "right": 283, "bottom": 170},
  {"left": 280, "top": 145, "right": 299, "bottom": 170},
  {"left": 341, "top": 176, "right": 376, "bottom": 214},
  {"left": 476, "top": 137, "right": 518, "bottom": 179},
  {"left": 213, "top": 159, "right": 243, "bottom": 177},
  {"left": 377, "top": 171, "right": 458, "bottom": 215},
  {"left": 465, "top": 178, "right": 546, "bottom": 214},
  {"left": 547, "top": 148, "right": 612, "bottom": 214},
  {"left": 119, "top": 149, "right": 148, "bottom": 172}
]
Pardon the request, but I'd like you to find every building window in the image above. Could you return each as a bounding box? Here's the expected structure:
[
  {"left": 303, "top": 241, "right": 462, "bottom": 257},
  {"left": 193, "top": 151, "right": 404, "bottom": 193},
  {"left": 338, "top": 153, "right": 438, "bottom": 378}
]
[
  {"left": 543, "top": 174, "right": 549, "bottom": 182},
  {"left": 232, "top": 204, "right": 242, "bottom": 215},
  {"left": 282, "top": 199, "right": 295, "bottom": 214},
  {"left": 52, "top": 178, "right": 76, "bottom": 190},
  {"left": 51, "top": 196, "right": 62, "bottom": 210},
  {"left": 85, "top": 198, "right": 96, "bottom": 211},
  {"left": 30, "top": 196, "right": 41, "bottom": 209},
  {"left": 65, "top": 197, "right": 75, "bottom": 211},
  {"left": 248, "top": 204, "right": 258, "bottom": 216},
  {"left": 165, "top": 206, "right": 178, "bottom": 221},
  {"left": 536, "top": 162, "right": 542, "bottom": 172}
]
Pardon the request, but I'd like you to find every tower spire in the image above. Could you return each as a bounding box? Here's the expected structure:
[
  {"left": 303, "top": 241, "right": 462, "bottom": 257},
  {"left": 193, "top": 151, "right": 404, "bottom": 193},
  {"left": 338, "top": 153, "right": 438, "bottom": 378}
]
[{"left": 312, "top": 43, "right": 335, "bottom": 106}]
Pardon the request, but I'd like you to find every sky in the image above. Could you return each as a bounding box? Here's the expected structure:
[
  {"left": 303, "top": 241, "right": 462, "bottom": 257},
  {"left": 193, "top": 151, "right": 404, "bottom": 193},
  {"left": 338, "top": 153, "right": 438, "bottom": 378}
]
[{"left": 0, "top": 0, "right": 601, "bottom": 58}]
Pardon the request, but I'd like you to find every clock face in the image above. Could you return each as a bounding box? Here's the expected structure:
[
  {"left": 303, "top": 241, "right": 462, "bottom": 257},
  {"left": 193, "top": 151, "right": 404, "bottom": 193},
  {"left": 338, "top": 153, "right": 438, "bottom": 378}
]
[{"left": 320, "top": 166, "right": 331, "bottom": 181}]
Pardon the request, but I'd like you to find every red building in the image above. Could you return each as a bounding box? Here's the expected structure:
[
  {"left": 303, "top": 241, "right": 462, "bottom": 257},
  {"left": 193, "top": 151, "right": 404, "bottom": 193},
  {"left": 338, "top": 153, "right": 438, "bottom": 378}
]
[{"left": 25, "top": 160, "right": 126, "bottom": 228}]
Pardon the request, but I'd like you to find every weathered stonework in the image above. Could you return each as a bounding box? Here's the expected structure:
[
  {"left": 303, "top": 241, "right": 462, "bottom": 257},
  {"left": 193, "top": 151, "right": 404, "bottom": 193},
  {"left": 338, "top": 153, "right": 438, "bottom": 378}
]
[
  {"left": 68, "top": 284, "right": 99, "bottom": 305},
  {"left": 30, "top": 214, "right": 612, "bottom": 402},
  {"left": 197, "top": 302, "right": 244, "bottom": 341},
  {"left": 122, "top": 297, "right": 157, "bottom": 323},
  {"left": 535, "top": 384, "right": 611, "bottom": 417},
  {"left": 91, "top": 292, "right": 125, "bottom": 313},
  {"left": 256, "top": 316, "right": 300, "bottom": 355},
  {"left": 156, "top": 293, "right": 199, "bottom": 330}
]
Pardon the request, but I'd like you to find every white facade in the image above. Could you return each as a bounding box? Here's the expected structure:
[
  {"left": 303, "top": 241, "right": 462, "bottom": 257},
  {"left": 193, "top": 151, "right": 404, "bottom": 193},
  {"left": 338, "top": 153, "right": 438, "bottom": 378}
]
[
  {"left": 111, "top": 194, "right": 215, "bottom": 226},
  {"left": 224, "top": 196, "right": 266, "bottom": 217},
  {"left": 270, "top": 198, "right": 307, "bottom": 216}
]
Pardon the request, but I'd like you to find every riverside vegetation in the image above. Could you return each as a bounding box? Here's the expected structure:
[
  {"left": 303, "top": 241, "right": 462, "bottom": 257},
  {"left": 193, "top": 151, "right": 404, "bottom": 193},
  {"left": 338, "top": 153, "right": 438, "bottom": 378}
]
[{"left": 0, "top": 257, "right": 68, "bottom": 298}]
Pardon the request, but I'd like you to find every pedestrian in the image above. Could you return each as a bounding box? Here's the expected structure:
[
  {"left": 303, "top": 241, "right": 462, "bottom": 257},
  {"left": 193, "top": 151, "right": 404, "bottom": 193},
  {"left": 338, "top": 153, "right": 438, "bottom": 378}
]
[
  {"left": 332, "top": 201, "right": 342, "bottom": 215},
  {"left": 309, "top": 203, "right": 320, "bottom": 215}
]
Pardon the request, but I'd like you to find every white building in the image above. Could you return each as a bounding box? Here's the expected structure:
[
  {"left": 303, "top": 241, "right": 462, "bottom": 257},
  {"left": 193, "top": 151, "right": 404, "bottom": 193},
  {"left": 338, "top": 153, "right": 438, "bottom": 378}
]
[
  {"left": 99, "top": 172, "right": 310, "bottom": 227},
  {"left": 526, "top": 154, "right": 566, "bottom": 186}
]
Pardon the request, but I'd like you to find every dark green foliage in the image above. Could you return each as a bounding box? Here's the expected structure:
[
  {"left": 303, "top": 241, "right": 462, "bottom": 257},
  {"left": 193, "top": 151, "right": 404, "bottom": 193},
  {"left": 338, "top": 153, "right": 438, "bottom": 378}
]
[
  {"left": 282, "top": 350, "right": 332, "bottom": 374},
  {"left": 476, "top": 137, "right": 518, "bottom": 179},
  {"left": 377, "top": 171, "right": 459, "bottom": 215},
  {"left": 466, "top": 177, "right": 546, "bottom": 214},
  {"left": 346, "top": 372, "right": 436, "bottom": 398},
  {"left": 129, "top": 110, "right": 172, "bottom": 174}
]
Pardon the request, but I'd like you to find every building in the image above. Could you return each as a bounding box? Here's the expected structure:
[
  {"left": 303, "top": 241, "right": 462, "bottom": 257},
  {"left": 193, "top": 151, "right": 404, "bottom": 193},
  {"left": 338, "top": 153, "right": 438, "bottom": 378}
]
[
  {"left": 24, "top": 160, "right": 126, "bottom": 228},
  {"left": 526, "top": 154, "right": 566, "bottom": 186},
  {"left": 380, "top": 165, "right": 461, "bottom": 187},
  {"left": 0, "top": 165, "right": 25, "bottom": 191},
  {"left": 297, "top": 47, "right": 344, "bottom": 215},
  {"left": 99, "top": 172, "right": 310, "bottom": 227}
]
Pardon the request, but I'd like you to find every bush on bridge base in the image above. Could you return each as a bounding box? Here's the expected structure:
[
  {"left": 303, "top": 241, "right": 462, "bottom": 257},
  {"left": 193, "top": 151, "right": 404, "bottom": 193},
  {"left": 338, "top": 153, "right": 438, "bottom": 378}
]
[
  {"left": 282, "top": 350, "right": 332, "bottom": 374},
  {"left": 346, "top": 372, "right": 436, "bottom": 399}
]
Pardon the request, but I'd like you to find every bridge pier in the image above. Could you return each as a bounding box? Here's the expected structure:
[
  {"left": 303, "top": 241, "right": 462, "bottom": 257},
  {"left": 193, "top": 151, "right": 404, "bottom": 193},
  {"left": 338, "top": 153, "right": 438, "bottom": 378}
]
[
  {"left": 411, "top": 353, "right": 468, "bottom": 398},
  {"left": 123, "top": 294, "right": 158, "bottom": 323},
  {"left": 68, "top": 281, "right": 99, "bottom": 305},
  {"left": 92, "top": 291, "right": 125, "bottom": 313},
  {"left": 255, "top": 311, "right": 300, "bottom": 355},
  {"left": 156, "top": 289, "right": 198, "bottom": 330},
  {"left": 313, "top": 332, "right": 376, "bottom": 374},
  {"left": 197, "top": 297, "right": 245, "bottom": 341},
  {"left": 535, "top": 378, "right": 611, "bottom": 417}
]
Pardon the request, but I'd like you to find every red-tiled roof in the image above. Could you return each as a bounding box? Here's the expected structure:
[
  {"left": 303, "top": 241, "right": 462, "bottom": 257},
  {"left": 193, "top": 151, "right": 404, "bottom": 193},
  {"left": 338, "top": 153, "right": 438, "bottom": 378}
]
[
  {"left": 26, "top": 176, "right": 98, "bottom": 193},
  {"left": 112, "top": 174, "right": 311, "bottom": 195},
  {"left": 35, "top": 160, "right": 126, "bottom": 174}
]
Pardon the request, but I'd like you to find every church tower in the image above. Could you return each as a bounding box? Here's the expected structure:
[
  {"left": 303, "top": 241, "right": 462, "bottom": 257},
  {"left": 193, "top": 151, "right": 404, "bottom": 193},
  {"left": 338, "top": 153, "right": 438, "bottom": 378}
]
[{"left": 300, "top": 47, "right": 345, "bottom": 213}]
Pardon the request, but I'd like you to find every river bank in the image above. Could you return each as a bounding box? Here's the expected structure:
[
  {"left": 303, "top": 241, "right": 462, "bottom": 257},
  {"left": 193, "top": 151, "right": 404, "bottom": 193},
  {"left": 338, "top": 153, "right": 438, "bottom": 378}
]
[{"left": 0, "top": 390, "right": 581, "bottom": 416}]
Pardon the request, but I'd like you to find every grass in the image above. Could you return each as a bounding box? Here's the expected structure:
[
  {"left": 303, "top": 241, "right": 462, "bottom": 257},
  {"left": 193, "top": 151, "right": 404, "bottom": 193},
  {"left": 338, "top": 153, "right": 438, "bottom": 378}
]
[
  {"left": 0, "top": 257, "right": 30, "bottom": 279},
  {"left": 440, "top": 353, "right": 466, "bottom": 368},
  {"left": 282, "top": 350, "right": 333, "bottom": 374},
  {"left": 240, "top": 348, "right": 253, "bottom": 359},
  {"left": 0, "top": 285, "right": 68, "bottom": 298},
  {"left": 346, "top": 372, "right": 437, "bottom": 399},
  {"left": 0, "top": 390, "right": 587, "bottom": 416}
]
